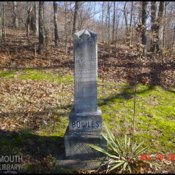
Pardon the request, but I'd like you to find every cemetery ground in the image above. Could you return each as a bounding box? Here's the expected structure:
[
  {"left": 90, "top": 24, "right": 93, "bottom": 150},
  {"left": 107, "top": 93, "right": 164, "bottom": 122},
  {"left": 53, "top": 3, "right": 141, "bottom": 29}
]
[{"left": 0, "top": 29, "right": 175, "bottom": 173}]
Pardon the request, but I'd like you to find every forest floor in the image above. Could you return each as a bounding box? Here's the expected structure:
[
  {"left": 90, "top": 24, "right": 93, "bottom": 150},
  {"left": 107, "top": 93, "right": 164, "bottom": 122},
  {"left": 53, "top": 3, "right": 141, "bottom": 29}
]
[{"left": 0, "top": 29, "right": 175, "bottom": 173}]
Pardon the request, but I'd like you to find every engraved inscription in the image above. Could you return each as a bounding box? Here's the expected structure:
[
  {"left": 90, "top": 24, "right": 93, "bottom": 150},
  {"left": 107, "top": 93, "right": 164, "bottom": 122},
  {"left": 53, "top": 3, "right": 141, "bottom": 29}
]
[
  {"left": 76, "top": 57, "right": 96, "bottom": 68},
  {"left": 76, "top": 57, "right": 86, "bottom": 67},
  {"left": 73, "top": 29, "right": 98, "bottom": 113},
  {"left": 72, "top": 120, "right": 100, "bottom": 129},
  {"left": 75, "top": 56, "right": 96, "bottom": 82}
]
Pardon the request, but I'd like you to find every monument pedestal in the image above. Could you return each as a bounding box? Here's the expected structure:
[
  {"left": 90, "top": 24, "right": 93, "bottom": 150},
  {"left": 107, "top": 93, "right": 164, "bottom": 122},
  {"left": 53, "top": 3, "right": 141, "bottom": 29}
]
[
  {"left": 64, "top": 130, "right": 106, "bottom": 160},
  {"left": 64, "top": 108, "right": 106, "bottom": 160}
]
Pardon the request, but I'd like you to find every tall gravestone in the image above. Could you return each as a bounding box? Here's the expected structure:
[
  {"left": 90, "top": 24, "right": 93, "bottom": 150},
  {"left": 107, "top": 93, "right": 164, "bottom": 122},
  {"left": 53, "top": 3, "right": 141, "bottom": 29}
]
[{"left": 64, "top": 29, "right": 106, "bottom": 160}]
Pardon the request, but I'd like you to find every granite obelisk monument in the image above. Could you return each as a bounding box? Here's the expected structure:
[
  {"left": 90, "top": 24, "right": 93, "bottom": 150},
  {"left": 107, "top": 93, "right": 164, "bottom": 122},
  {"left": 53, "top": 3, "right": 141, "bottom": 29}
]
[{"left": 64, "top": 29, "right": 105, "bottom": 160}]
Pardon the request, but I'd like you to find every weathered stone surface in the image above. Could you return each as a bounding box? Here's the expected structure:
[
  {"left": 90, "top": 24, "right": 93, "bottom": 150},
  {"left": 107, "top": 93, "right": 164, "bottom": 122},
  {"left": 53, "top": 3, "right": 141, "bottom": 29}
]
[
  {"left": 64, "top": 129, "right": 106, "bottom": 160},
  {"left": 69, "top": 108, "right": 102, "bottom": 132},
  {"left": 74, "top": 81, "right": 97, "bottom": 113},
  {"left": 64, "top": 29, "right": 106, "bottom": 162},
  {"left": 74, "top": 29, "right": 97, "bottom": 113}
]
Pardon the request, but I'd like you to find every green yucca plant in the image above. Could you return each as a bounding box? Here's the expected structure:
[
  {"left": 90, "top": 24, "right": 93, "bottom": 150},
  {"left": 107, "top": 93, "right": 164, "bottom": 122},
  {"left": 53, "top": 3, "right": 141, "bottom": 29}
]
[{"left": 89, "top": 125, "right": 148, "bottom": 174}]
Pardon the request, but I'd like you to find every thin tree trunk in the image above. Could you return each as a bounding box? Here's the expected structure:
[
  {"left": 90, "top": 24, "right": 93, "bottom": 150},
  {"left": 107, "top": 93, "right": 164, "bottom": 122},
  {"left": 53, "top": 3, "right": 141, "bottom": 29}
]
[
  {"left": 1, "top": 2, "right": 5, "bottom": 44},
  {"left": 124, "top": 2, "right": 128, "bottom": 34},
  {"left": 0, "top": 12, "right": 1, "bottom": 40},
  {"left": 36, "top": 2, "right": 39, "bottom": 36},
  {"left": 162, "top": 2, "right": 168, "bottom": 49},
  {"left": 32, "top": 2, "right": 38, "bottom": 36},
  {"left": 38, "top": 1, "right": 45, "bottom": 54},
  {"left": 151, "top": 1, "right": 156, "bottom": 52},
  {"left": 64, "top": 2, "right": 68, "bottom": 55},
  {"left": 115, "top": 17, "right": 119, "bottom": 46},
  {"left": 173, "top": 26, "right": 175, "bottom": 49},
  {"left": 130, "top": 1, "right": 134, "bottom": 45},
  {"left": 151, "top": 1, "right": 156, "bottom": 24},
  {"left": 150, "top": 1, "right": 157, "bottom": 52},
  {"left": 130, "top": 2, "right": 133, "bottom": 28},
  {"left": 30, "top": 4, "right": 36, "bottom": 35},
  {"left": 141, "top": 1, "right": 147, "bottom": 45},
  {"left": 101, "top": 2, "right": 105, "bottom": 42},
  {"left": 53, "top": 1, "right": 59, "bottom": 47},
  {"left": 158, "top": 1, "right": 165, "bottom": 51},
  {"left": 138, "top": 1, "right": 142, "bottom": 24},
  {"left": 26, "top": 2, "right": 32, "bottom": 38},
  {"left": 107, "top": 1, "right": 110, "bottom": 45},
  {"left": 72, "top": 1, "right": 80, "bottom": 35},
  {"left": 120, "top": 15, "right": 124, "bottom": 42},
  {"left": 13, "top": 1, "right": 18, "bottom": 28},
  {"left": 112, "top": 2, "right": 115, "bottom": 42},
  {"left": 150, "top": 1, "right": 165, "bottom": 52}
]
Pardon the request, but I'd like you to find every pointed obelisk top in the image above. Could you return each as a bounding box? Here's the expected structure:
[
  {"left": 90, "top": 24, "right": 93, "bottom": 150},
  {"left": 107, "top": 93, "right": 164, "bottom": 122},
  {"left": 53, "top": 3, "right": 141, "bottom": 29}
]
[{"left": 73, "top": 29, "right": 97, "bottom": 40}]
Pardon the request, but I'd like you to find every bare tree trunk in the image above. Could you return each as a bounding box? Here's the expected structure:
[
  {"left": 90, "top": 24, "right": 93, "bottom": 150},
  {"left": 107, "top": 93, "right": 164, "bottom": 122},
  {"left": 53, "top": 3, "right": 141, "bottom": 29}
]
[
  {"left": 130, "top": 2, "right": 133, "bottom": 28},
  {"left": 141, "top": 1, "right": 147, "bottom": 45},
  {"left": 158, "top": 1, "right": 165, "bottom": 51},
  {"left": 35, "top": 2, "right": 39, "bottom": 36},
  {"left": 151, "top": 1, "right": 156, "bottom": 24},
  {"left": 107, "top": 1, "right": 110, "bottom": 45},
  {"left": 64, "top": 2, "right": 68, "bottom": 55},
  {"left": 129, "top": 1, "right": 134, "bottom": 45},
  {"left": 53, "top": 1, "right": 59, "bottom": 47},
  {"left": 26, "top": 2, "right": 32, "bottom": 38},
  {"left": 173, "top": 26, "right": 175, "bottom": 49},
  {"left": 101, "top": 2, "right": 105, "bottom": 42},
  {"left": 1, "top": 2, "right": 6, "bottom": 44},
  {"left": 150, "top": 1, "right": 157, "bottom": 52},
  {"left": 162, "top": 2, "right": 168, "bottom": 49},
  {"left": 138, "top": 1, "right": 142, "bottom": 24},
  {"left": 38, "top": 1, "right": 45, "bottom": 54},
  {"left": 120, "top": 14, "right": 124, "bottom": 39},
  {"left": 1, "top": 2, "right": 5, "bottom": 44},
  {"left": 13, "top": 1, "right": 18, "bottom": 28},
  {"left": 34, "top": 2, "right": 37, "bottom": 36},
  {"left": 0, "top": 11, "right": 1, "bottom": 40},
  {"left": 124, "top": 2, "right": 128, "bottom": 34},
  {"left": 31, "top": 2, "right": 38, "bottom": 36},
  {"left": 72, "top": 1, "right": 80, "bottom": 35},
  {"left": 112, "top": 2, "right": 115, "bottom": 42},
  {"left": 150, "top": 1, "right": 165, "bottom": 52},
  {"left": 115, "top": 16, "right": 120, "bottom": 45}
]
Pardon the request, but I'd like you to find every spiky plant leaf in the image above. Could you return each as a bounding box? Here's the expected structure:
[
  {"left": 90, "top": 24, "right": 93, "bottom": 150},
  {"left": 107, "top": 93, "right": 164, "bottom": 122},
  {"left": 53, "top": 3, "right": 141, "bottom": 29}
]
[
  {"left": 88, "top": 144, "right": 119, "bottom": 159},
  {"left": 89, "top": 125, "right": 149, "bottom": 173},
  {"left": 107, "top": 161, "right": 124, "bottom": 173}
]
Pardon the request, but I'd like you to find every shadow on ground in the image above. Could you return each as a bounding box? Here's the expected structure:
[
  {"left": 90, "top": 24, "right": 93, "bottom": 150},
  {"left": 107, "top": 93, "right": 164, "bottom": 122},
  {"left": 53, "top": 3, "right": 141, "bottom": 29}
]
[
  {"left": 0, "top": 129, "right": 74, "bottom": 173},
  {"left": 0, "top": 130, "right": 65, "bottom": 160}
]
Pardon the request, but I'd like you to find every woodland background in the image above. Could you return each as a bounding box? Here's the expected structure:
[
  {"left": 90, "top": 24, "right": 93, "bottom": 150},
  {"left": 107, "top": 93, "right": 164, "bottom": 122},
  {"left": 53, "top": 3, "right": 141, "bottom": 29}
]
[{"left": 0, "top": 1, "right": 175, "bottom": 174}]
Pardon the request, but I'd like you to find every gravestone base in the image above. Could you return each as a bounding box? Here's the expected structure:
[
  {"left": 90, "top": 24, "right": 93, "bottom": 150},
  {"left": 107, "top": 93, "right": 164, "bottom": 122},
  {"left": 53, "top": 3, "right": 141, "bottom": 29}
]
[{"left": 64, "top": 129, "right": 106, "bottom": 160}]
